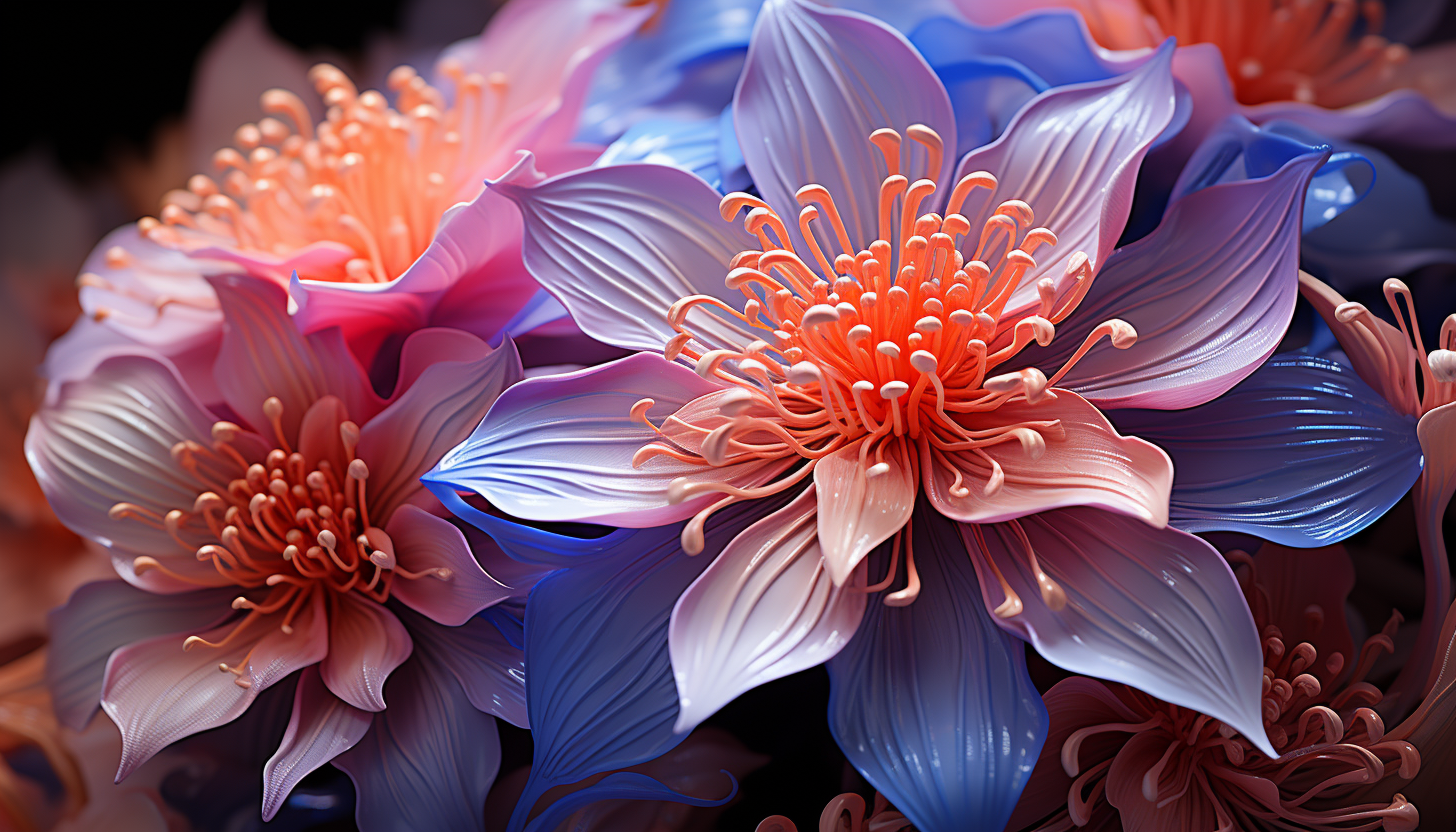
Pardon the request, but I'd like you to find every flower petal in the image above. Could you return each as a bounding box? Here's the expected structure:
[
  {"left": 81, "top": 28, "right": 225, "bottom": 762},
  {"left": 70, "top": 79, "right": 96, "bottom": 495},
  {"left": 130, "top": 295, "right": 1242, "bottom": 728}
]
[
  {"left": 924, "top": 389, "right": 1172, "bottom": 526},
  {"left": 318, "top": 593, "right": 413, "bottom": 713},
  {"left": 46, "top": 581, "right": 233, "bottom": 730},
  {"left": 735, "top": 0, "right": 956, "bottom": 251},
  {"left": 210, "top": 275, "right": 382, "bottom": 438},
  {"left": 425, "top": 353, "right": 788, "bottom": 526},
  {"left": 488, "top": 154, "right": 760, "bottom": 353},
  {"left": 827, "top": 508, "right": 1047, "bottom": 832},
  {"left": 508, "top": 497, "right": 781, "bottom": 831},
  {"left": 815, "top": 441, "right": 917, "bottom": 584},
  {"left": 1247, "top": 542, "right": 1356, "bottom": 689},
  {"left": 1105, "top": 730, "right": 1221, "bottom": 831},
  {"left": 1029, "top": 132, "right": 1326, "bottom": 409},
  {"left": 102, "top": 589, "right": 328, "bottom": 779},
  {"left": 966, "top": 507, "right": 1274, "bottom": 757},
  {"left": 260, "top": 666, "right": 371, "bottom": 821},
  {"left": 357, "top": 333, "right": 522, "bottom": 522},
  {"left": 386, "top": 505, "right": 511, "bottom": 627},
  {"left": 596, "top": 115, "right": 728, "bottom": 190},
  {"left": 402, "top": 604, "right": 528, "bottom": 728},
  {"left": 26, "top": 353, "right": 253, "bottom": 593},
  {"left": 951, "top": 44, "right": 1177, "bottom": 319},
  {"left": 669, "top": 486, "right": 866, "bottom": 733},
  {"left": 332, "top": 659, "right": 500, "bottom": 832},
  {"left": 1111, "top": 354, "right": 1424, "bottom": 546}
]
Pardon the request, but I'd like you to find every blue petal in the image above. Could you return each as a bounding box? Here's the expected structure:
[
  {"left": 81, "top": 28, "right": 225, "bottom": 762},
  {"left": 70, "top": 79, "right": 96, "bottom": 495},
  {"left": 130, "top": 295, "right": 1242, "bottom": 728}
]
[
  {"left": 507, "top": 496, "right": 787, "bottom": 831},
  {"left": 523, "top": 772, "right": 737, "bottom": 832},
  {"left": 1112, "top": 354, "right": 1424, "bottom": 546},
  {"left": 826, "top": 508, "right": 1047, "bottom": 832},
  {"left": 596, "top": 115, "right": 726, "bottom": 189}
]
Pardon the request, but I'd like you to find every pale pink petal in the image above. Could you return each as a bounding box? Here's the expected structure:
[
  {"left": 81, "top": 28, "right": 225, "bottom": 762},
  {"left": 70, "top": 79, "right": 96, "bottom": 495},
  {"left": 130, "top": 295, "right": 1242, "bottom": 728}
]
[
  {"left": 102, "top": 590, "right": 328, "bottom": 779},
  {"left": 356, "top": 333, "right": 523, "bottom": 522},
  {"left": 319, "top": 593, "right": 414, "bottom": 712},
  {"left": 952, "top": 44, "right": 1177, "bottom": 321},
  {"left": 261, "top": 666, "right": 372, "bottom": 821},
  {"left": 386, "top": 505, "right": 511, "bottom": 626},
  {"left": 924, "top": 389, "right": 1172, "bottom": 526},
  {"left": 814, "top": 441, "right": 916, "bottom": 585},
  {"left": 669, "top": 486, "right": 866, "bottom": 733},
  {"left": 296, "top": 395, "right": 350, "bottom": 472}
]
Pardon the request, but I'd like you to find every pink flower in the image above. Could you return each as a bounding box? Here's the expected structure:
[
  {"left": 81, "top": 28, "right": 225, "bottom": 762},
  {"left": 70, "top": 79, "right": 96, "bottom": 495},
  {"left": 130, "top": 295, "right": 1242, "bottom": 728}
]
[
  {"left": 31, "top": 276, "right": 529, "bottom": 830},
  {"left": 1009, "top": 543, "right": 1423, "bottom": 832}
]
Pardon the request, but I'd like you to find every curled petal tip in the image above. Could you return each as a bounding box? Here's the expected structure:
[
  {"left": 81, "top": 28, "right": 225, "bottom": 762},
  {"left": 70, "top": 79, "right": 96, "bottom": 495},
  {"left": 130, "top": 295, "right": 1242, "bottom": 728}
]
[{"left": 486, "top": 150, "right": 545, "bottom": 195}]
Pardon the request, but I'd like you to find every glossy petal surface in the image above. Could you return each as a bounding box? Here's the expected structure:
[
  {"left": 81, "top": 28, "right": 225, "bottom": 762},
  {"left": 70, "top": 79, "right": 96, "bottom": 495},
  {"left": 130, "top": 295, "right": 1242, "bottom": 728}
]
[{"left": 261, "top": 667, "right": 371, "bottom": 821}]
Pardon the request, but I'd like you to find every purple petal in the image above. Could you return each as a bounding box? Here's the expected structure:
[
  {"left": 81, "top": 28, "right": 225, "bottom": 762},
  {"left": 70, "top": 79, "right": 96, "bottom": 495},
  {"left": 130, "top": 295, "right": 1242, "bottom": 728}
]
[
  {"left": 386, "top": 506, "right": 512, "bottom": 627},
  {"left": 425, "top": 353, "right": 787, "bottom": 526},
  {"left": 735, "top": 0, "right": 956, "bottom": 251},
  {"left": 1025, "top": 129, "right": 1326, "bottom": 409},
  {"left": 951, "top": 44, "right": 1177, "bottom": 319},
  {"left": 966, "top": 507, "right": 1274, "bottom": 757},
  {"left": 668, "top": 486, "right": 866, "bottom": 733},
  {"left": 827, "top": 508, "right": 1047, "bottom": 832},
  {"left": 1246, "top": 88, "right": 1456, "bottom": 150},
  {"left": 489, "top": 155, "right": 759, "bottom": 352},
  {"left": 318, "top": 594, "right": 413, "bottom": 713},
  {"left": 1111, "top": 354, "right": 1424, "bottom": 546},
  {"left": 333, "top": 659, "right": 501, "bottom": 832},
  {"left": 402, "top": 605, "right": 528, "bottom": 728},
  {"left": 357, "top": 333, "right": 522, "bottom": 522},
  {"left": 46, "top": 581, "right": 233, "bottom": 730},
  {"left": 261, "top": 666, "right": 371, "bottom": 821}
]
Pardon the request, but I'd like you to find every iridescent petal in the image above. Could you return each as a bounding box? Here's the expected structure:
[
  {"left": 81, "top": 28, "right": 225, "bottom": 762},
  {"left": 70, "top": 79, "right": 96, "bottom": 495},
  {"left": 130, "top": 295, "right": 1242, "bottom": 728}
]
[{"left": 260, "top": 666, "right": 371, "bottom": 821}]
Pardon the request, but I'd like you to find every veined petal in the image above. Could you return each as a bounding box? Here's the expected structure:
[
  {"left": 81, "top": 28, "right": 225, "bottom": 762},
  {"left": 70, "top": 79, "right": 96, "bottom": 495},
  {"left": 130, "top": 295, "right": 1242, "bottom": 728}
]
[
  {"left": 735, "top": 0, "right": 956, "bottom": 252},
  {"left": 1249, "top": 543, "right": 1356, "bottom": 689},
  {"left": 951, "top": 43, "right": 1177, "bottom": 319},
  {"left": 426, "top": 353, "right": 788, "bottom": 527},
  {"left": 966, "top": 508, "right": 1275, "bottom": 757},
  {"left": 924, "top": 389, "right": 1172, "bottom": 527},
  {"left": 596, "top": 115, "right": 727, "bottom": 190},
  {"left": 669, "top": 486, "right": 866, "bottom": 733},
  {"left": 261, "top": 666, "right": 371, "bottom": 821},
  {"left": 827, "top": 508, "right": 1046, "bottom": 832},
  {"left": 318, "top": 593, "right": 413, "bottom": 713},
  {"left": 1105, "top": 730, "right": 1222, "bottom": 831},
  {"left": 1034, "top": 132, "right": 1326, "bottom": 410},
  {"left": 1112, "top": 354, "right": 1423, "bottom": 546},
  {"left": 387, "top": 506, "right": 511, "bottom": 627},
  {"left": 357, "top": 333, "right": 522, "bottom": 521},
  {"left": 46, "top": 581, "right": 233, "bottom": 730},
  {"left": 815, "top": 441, "right": 917, "bottom": 585},
  {"left": 102, "top": 589, "right": 328, "bottom": 779},
  {"left": 402, "top": 605, "right": 528, "bottom": 728},
  {"left": 489, "top": 155, "right": 760, "bottom": 353}
]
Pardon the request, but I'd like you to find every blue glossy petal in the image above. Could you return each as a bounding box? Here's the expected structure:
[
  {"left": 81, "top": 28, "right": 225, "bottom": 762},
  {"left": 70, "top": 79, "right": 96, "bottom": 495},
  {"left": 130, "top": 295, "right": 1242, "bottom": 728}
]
[
  {"left": 524, "top": 772, "right": 737, "bottom": 832},
  {"left": 507, "top": 496, "right": 786, "bottom": 832},
  {"left": 826, "top": 507, "right": 1047, "bottom": 832},
  {"left": 1112, "top": 354, "right": 1424, "bottom": 547},
  {"left": 596, "top": 115, "right": 725, "bottom": 189},
  {"left": 425, "top": 479, "right": 634, "bottom": 569}
]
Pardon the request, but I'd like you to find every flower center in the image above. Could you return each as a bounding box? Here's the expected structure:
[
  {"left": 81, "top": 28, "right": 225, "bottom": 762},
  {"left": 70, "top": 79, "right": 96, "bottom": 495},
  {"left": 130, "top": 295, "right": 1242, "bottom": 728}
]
[
  {"left": 109, "top": 396, "right": 449, "bottom": 685},
  {"left": 1333, "top": 278, "right": 1455, "bottom": 417},
  {"left": 1135, "top": 0, "right": 1409, "bottom": 107},
  {"left": 138, "top": 60, "right": 510, "bottom": 284}
]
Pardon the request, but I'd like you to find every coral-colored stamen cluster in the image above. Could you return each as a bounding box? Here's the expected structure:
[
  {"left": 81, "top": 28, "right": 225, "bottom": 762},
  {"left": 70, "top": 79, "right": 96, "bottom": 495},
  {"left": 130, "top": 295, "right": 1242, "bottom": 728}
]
[
  {"left": 1137, "top": 0, "right": 1409, "bottom": 107},
  {"left": 1335, "top": 278, "right": 1456, "bottom": 418}
]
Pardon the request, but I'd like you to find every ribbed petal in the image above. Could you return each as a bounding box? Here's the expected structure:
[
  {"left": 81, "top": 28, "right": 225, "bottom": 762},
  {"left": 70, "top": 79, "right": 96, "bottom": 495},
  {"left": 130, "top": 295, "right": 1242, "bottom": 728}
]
[
  {"left": 1105, "top": 730, "right": 1221, "bottom": 831},
  {"left": 1112, "top": 354, "right": 1423, "bottom": 546},
  {"left": 260, "top": 666, "right": 371, "bottom": 821},
  {"left": 966, "top": 508, "right": 1275, "bottom": 757},
  {"left": 827, "top": 508, "right": 1046, "bottom": 832},
  {"left": 815, "top": 442, "right": 917, "bottom": 585},
  {"left": 669, "top": 486, "right": 866, "bottom": 733},
  {"left": 425, "top": 353, "right": 788, "bottom": 527},
  {"left": 386, "top": 506, "right": 511, "bottom": 627},
  {"left": 318, "top": 593, "right": 413, "bottom": 713},
  {"left": 401, "top": 604, "right": 528, "bottom": 728},
  {"left": 735, "top": 0, "right": 956, "bottom": 253}
]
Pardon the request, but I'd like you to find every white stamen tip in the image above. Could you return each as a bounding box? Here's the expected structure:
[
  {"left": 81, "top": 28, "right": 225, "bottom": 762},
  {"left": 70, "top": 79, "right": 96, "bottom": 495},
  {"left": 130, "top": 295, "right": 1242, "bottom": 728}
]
[
  {"left": 866, "top": 462, "right": 891, "bottom": 478},
  {"left": 801, "top": 304, "right": 840, "bottom": 328},
  {"left": 880, "top": 381, "right": 910, "bottom": 399},
  {"left": 909, "top": 350, "right": 938, "bottom": 374},
  {"left": 1430, "top": 349, "right": 1456, "bottom": 383},
  {"left": 787, "top": 362, "right": 823, "bottom": 386}
]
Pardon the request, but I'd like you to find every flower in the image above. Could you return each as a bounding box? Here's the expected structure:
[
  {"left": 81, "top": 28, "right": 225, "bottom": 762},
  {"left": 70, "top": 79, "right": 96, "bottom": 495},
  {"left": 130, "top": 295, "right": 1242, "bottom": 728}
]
[
  {"left": 1008, "top": 544, "right": 1422, "bottom": 832},
  {"left": 757, "top": 792, "right": 911, "bottom": 832},
  {"left": 46, "top": 0, "right": 652, "bottom": 390},
  {"left": 426, "top": 2, "right": 1336, "bottom": 828},
  {"left": 30, "top": 276, "right": 528, "bottom": 831}
]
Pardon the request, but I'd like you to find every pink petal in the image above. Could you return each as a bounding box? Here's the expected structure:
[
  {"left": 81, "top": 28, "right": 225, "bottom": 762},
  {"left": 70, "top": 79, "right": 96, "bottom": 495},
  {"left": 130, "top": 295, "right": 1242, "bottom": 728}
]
[
  {"left": 210, "top": 275, "right": 383, "bottom": 440},
  {"left": 814, "top": 441, "right": 917, "bottom": 585},
  {"left": 261, "top": 666, "right": 372, "bottom": 821},
  {"left": 669, "top": 486, "right": 866, "bottom": 733},
  {"left": 924, "top": 389, "right": 1172, "bottom": 526},
  {"left": 1105, "top": 730, "right": 1221, "bottom": 832},
  {"left": 952, "top": 44, "right": 1177, "bottom": 321},
  {"left": 966, "top": 508, "right": 1274, "bottom": 758},
  {"left": 102, "top": 590, "right": 328, "bottom": 779},
  {"left": 386, "top": 505, "right": 511, "bottom": 626},
  {"left": 319, "top": 593, "right": 414, "bottom": 712},
  {"left": 26, "top": 353, "right": 259, "bottom": 593},
  {"left": 357, "top": 333, "right": 522, "bottom": 522},
  {"left": 296, "top": 395, "right": 350, "bottom": 472}
]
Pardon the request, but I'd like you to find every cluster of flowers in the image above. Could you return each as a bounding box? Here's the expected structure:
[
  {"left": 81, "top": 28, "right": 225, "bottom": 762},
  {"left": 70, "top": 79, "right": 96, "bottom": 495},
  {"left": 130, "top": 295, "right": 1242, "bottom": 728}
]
[{"left": 3, "top": 0, "right": 1455, "bottom": 829}]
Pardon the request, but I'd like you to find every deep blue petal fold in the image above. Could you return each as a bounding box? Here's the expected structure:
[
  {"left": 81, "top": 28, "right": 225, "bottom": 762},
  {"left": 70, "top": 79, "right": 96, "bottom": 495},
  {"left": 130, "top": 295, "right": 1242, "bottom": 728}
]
[
  {"left": 1112, "top": 353, "right": 1424, "bottom": 546},
  {"left": 826, "top": 507, "right": 1047, "bottom": 832},
  {"left": 523, "top": 772, "right": 738, "bottom": 832}
]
